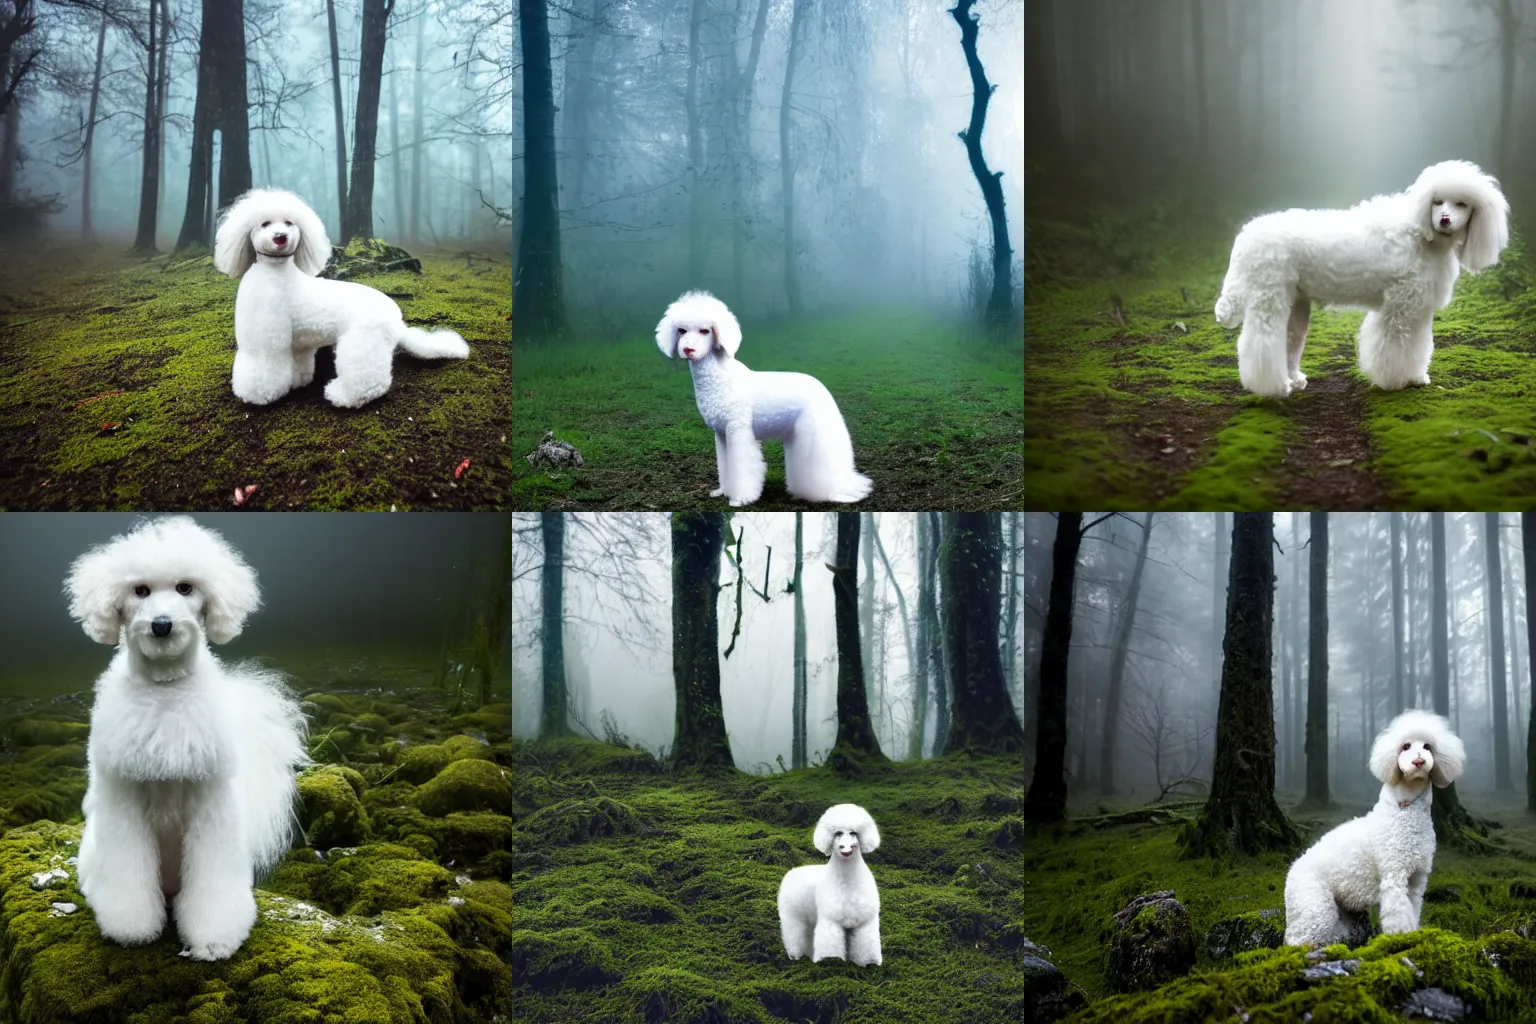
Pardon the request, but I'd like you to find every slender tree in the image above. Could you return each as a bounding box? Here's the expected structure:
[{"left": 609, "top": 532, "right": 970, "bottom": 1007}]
[
  {"left": 80, "top": 8, "right": 108, "bottom": 241},
  {"left": 132, "top": 0, "right": 163, "bottom": 253},
  {"left": 950, "top": 0, "right": 1015, "bottom": 328},
  {"left": 1432, "top": 513, "right": 1494, "bottom": 849},
  {"left": 910, "top": 511, "right": 935, "bottom": 760},
  {"left": 409, "top": 0, "right": 425, "bottom": 239},
  {"left": 778, "top": 0, "right": 807, "bottom": 315},
  {"left": 1483, "top": 512, "right": 1513, "bottom": 789},
  {"left": 685, "top": 0, "right": 705, "bottom": 282},
  {"left": 791, "top": 512, "right": 807, "bottom": 769},
  {"left": 829, "top": 512, "right": 881, "bottom": 757},
  {"left": 1099, "top": 512, "right": 1154, "bottom": 794},
  {"left": 1304, "top": 512, "right": 1330, "bottom": 806},
  {"left": 929, "top": 512, "right": 950, "bottom": 745},
  {"left": 1391, "top": 512, "right": 1405, "bottom": 714},
  {"left": 869, "top": 516, "right": 916, "bottom": 757},
  {"left": 1522, "top": 513, "right": 1536, "bottom": 811},
  {"left": 513, "top": 0, "right": 567, "bottom": 340},
  {"left": 345, "top": 0, "right": 396, "bottom": 241},
  {"left": 326, "top": 0, "right": 348, "bottom": 231},
  {"left": 1024, "top": 513, "right": 1089, "bottom": 823},
  {"left": 538, "top": 512, "right": 569, "bottom": 737},
  {"left": 1186, "top": 513, "right": 1300, "bottom": 857},
  {"left": 943, "top": 512, "right": 1024, "bottom": 754},
  {"left": 672, "top": 513, "right": 732, "bottom": 768}
]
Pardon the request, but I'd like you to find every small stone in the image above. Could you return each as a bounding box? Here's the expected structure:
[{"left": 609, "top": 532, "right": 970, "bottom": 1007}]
[
  {"left": 447, "top": 896, "right": 466, "bottom": 907},
  {"left": 48, "top": 902, "right": 77, "bottom": 916},
  {"left": 1300, "top": 959, "right": 1360, "bottom": 982},
  {"left": 29, "top": 868, "right": 67, "bottom": 890},
  {"left": 1401, "top": 988, "right": 1469, "bottom": 1022}
]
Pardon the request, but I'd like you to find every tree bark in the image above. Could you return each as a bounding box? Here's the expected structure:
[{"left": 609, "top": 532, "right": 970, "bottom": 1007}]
[
  {"left": 327, "top": 0, "right": 349, "bottom": 234},
  {"left": 1304, "top": 512, "right": 1330, "bottom": 806},
  {"left": 672, "top": 513, "right": 733, "bottom": 769},
  {"left": 1391, "top": 511, "right": 1405, "bottom": 714},
  {"left": 1432, "top": 512, "right": 1494, "bottom": 850},
  {"left": 1484, "top": 512, "right": 1512, "bottom": 789},
  {"left": 910, "top": 510, "right": 934, "bottom": 761},
  {"left": 1522, "top": 513, "right": 1536, "bottom": 811},
  {"left": 1024, "top": 513, "right": 1084, "bottom": 824},
  {"left": 943, "top": 512, "right": 1024, "bottom": 754},
  {"left": 212, "top": 0, "right": 251, "bottom": 211},
  {"left": 80, "top": 9, "right": 108, "bottom": 241},
  {"left": 1186, "top": 513, "right": 1300, "bottom": 857},
  {"left": 870, "top": 515, "right": 916, "bottom": 758},
  {"left": 792, "top": 512, "right": 807, "bottom": 769},
  {"left": 345, "top": 0, "right": 394, "bottom": 242},
  {"left": 132, "top": 0, "right": 163, "bottom": 254},
  {"left": 778, "top": 0, "right": 806, "bottom": 315},
  {"left": 950, "top": 0, "right": 1015, "bottom": 328},
  {"left": 1100, "top": 512, "right": 1153, "bottom": 795},
  {"left": 930, "top": 512, "right": 950, "bottom": 746},
  {"left": 1005, "top": 512, "right": 1020, "bottom": 710},
  {"left": 539, "top": 512, "right": 568, "bottom": 737},
  {"left": 388, "top": 46, "right": 404, "bottom": 233},
  {"left": 1212, "top": 512, "right": 1226, "bottom": 691},
  {"left": 685, "top": 0, "right": 705, "bottom": 283},
  {"left": 830, "top": 512, "right": 880, "bottom": 757},
  {"left": 1288, "top": 512, "right": 1302, "bottom": 789},
  {"left": 513, "top": 0, "right": 567, "bottom": 341},
  {"left": 410, "top": 0, "right": 425, "bottom": 240}
]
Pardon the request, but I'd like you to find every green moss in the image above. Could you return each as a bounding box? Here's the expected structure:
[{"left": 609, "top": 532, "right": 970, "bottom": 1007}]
[
  {"left": 296, "top": 766, "right": 370, "bottom": 848},
  {"left": 414, "top": 758, "right": 510, "bottom": 817},
  {"left": 395, "top": 744, "right": 452, "bottom": 785},
  {"left": 7, "top": 719, "right": 91, "bottom": 747}
]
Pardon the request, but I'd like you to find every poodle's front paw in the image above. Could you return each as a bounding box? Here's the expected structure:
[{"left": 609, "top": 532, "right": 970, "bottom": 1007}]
[
  {"left": 181, "top": 933, "right": 247, "bottom": 962},
  {"left": 710, "top": 487, "right": 725, "bottom": 498},
  {"left": 176, "top": 888, "right": 255, "bottom": 961},
  {"left": 1289, "top": 371, "right": 1308, "bottom": 391},
  {"left": 1414, "top": 373, "right": 1431, "bottom": 386},
  {"left": 728, "top": 496, "right": 755, "bottom": 507},
  {"left": 90, "top": 891, "right": 168, "bottom": 946}
]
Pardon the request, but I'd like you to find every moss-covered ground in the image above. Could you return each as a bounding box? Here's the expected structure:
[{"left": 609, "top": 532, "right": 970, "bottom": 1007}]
[
  {"left": 0, "top": 242, "right": 510, "bottom": 510},
  {"left": 1024, "top": 797, "right": 1536, "bottom": 1021},
  {"left": 510, "top": 738, "right": 1024, "bottom": 1022},
  {"left": 0, "top": 673, "right": 511, "bottom": 1023},
  {"left": 1025, "top": 191, "right": 1536, "bottom": 509},
  {"left": 512, "top": 313, "right": 1023, "bottom": 510}
]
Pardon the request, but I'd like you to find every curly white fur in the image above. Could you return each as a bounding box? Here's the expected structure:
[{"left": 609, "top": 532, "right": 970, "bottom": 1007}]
[
  {"left": 213, "top": 188, "right": 469, "bottom": 408},
  {"left": 777, "top": 803, "right": 882, "bottom": 966},
  {"left": 1216, "top": 161, "right": 1509, "bottom": 398},
  {"left": 65, "top": 517, "right": 308, "bottom": 961},
  {"left": 656, "top": 291, "right": 872, "bottom": 506},
  {"left": 1283, "top": 710, "right": 1465, "bottom": 948}
]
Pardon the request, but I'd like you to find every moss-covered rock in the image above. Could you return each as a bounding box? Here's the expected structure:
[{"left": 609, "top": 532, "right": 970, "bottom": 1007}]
[
  {"left": 396, "top": 743, "right": 452, "bottom": 785},
  {"left": 414, "top": 758, "right": 510, "bottom": 817},
  {"left": 1024, "top": 938, "right": 1087, "bottom": 1023},
  {"left": 297, "top": 766, "right": 370, "bottom": 848},
  {"left": 1206, "top": 908, "right": 1285, "bottom": 961},
  {"left": 7, "top": 718, "right": 91, "bottom": 747},
  {"left": 1108, "top": 890, "right": 1197, "bottom": 992}
]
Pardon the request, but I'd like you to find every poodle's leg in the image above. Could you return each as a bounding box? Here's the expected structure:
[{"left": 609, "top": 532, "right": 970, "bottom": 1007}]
[
  {"left": 721, "top": 427, "right": 766, "bottom": 507},
  {"left": 780, "top": 912, "right": 814, "bottom": 959},
  {"left": 292, "top": 346, "right": 318, "bottom": 388},
  {"left": 710, "top": 430, "right": 727, "bottom": 498},
  {"left": 1283, "top": 873, "right": 1340, "bottom": 947},
  {"left": 1407, "top": 870, "right": 1428, "bottom": 929},
  {"left": 1359, "top": 298, "right": 1435, "bottom": 390},
  {"left": 80, "top": 783, "right": 167, "bottom": 945},
  {"left": 1286, "top": 297, "right": 1311, "bottom": 391},
  {"left": 1378, "top": 873, "right": 1417, "bottom": 934},
  {"left": 325, "top": 329, "right": 394, "bottom": 408},
  {"left": 1236, "top": 296, "right": 1293, "bottom": 398},
  {"left": 811, "top": 919, "right": 848, "bottom": 963},
  {"left": 847, "top": 919, "right": 882, "bottom": 966},
  {"left": 174, "top": 780, "right": 257, "bottom": 961},
  {"left": 232, "top": 349, "right": 298, "bottom": 405}
]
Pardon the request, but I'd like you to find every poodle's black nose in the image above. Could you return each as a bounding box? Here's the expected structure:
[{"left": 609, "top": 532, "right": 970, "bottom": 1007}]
[{"left": 151, "top": 617, "right": 173, "bottom": 637}]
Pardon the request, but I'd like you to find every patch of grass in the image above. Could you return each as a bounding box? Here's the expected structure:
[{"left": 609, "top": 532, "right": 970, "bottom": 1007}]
[
  {"left": 0, "top": 244, "right": 510, "bottom": 510},
  {"left": 512, "top": 312, "right": 1022, "bottom": 510}
]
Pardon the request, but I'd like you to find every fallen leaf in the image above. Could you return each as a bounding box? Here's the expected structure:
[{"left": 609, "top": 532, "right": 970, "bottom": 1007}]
[
  {"left": 233, "top": 485, "right": 259, "bottom": 507},
  {"left": 1327, "top": 458, "right": 1354, "bottom": 468},
  {"left": 453, "top": 458, "right": 471, "bottom": 479},
  {"left": 98, "top": 421, "right": 122, "bottom": 435},
  {"left": 73, "top": 389, "right": 125, "bottom": 408},
  {"left": 1160, "top": 446, "right": 1176, "bottom": 454}
]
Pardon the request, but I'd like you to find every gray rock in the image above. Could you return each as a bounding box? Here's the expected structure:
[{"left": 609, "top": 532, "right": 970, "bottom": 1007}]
[
  {"left": 1022, "top": 944, "right": 1085, "bottom": 1024},
  {"left": 1107, "top": 890, "right": 1197, "bottom": 993},
  {"left": 1338, "top": 907, "right": 1378, "bottom": 948},
  {"left": 1299, "top": 958, "right": 1359, "bottom": 983},
  {"left": 526, "top": 431, "right": 585, "bottom": 469},
  {"left": 1401, "top": 988, "right": 1469, "bottom": 1022},
  {"left": 1205, "top": 908, "right": 1284, "bottom": 960}
]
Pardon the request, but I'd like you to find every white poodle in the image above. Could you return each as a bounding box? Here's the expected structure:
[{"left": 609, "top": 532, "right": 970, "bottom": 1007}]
[
  {"left": 777, "top": 803, "right": 882, "bottom": 966},
  {"left": 1283, "top": 710, "right": 1465, "bottom": 948},
  {"left": 213, "top": 188, "right": 469, "bottom": 408},
  {"left": 656, "top": 291, "right": 873, "bottom": 506},
  {"left": 66, "top": 517, "right": 308, "bottom": 961},
  {"left": 1215, "top": 160, "right": 1509, "bottom": 398}
]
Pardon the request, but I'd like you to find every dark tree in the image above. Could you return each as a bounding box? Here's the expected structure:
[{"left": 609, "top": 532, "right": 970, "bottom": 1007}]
[
  {"left": 1304, "top": 512, "right": 1330, "bottom": 806},
  {"left": 326, "top": 0, "right": 348, "bottom": 228},
  {"left": 1483, "top": 512, "right": 1512, "bottom": 789},
  {"left": 778, "top": 0, "right": 807, "bottom": 315},
  {"left": 910, "top": 510, "right": 938, "bottom": 760},
  {"left": 672, "top": 513, "right": 732, "bottom": 769},
  {"left": 942, "top": 512, "right": 1024, "bottom": 754},
  {"left": 0, "top": 0, "right": 37, "bottom": 120},
  {"left": 929, "top": 512, "right": 950, "bottom": 745},
  {"left": 539, "top": 512, "right": 569, "bottom": 737},
  {"left": 1391, "top": 511, "right": 1405, "bottom": 714},
  {"left": 176, "top": 0, "right": 252, "bottom": 249},
  {"left": 409, "top": 0, "right": 425, "bottom": 239},
  {"left": 80, "top": 8, "right": 107, "bottom": 240},
  {"left": 829, "top": 512, "right": 881, "bottom": 757},
  {"left": 1025, "top": 513, "right": 1087, "bottom": 823},
  {"left": 791, "top": 512, "right": 807, "bottom": 769},
  {"left": 950, "top": 0, "right": 1015, "bottom": 328},
  {"left": 1522, "top": 513, "right": 1536, "bottom": 811},
  {"left": 513, "top": 0, "right": 566, "bottom": 341},
  {"left": 1185, "top": 513, "right": 1300, "bottom": 857},
  {"left": 132, "top": 0, "right": 164, "bottom": 253},
  {"left": 1100, "top": 512, "right": 1153, "bottom": 794},
  {"left": 344, "top": 0, "right": 395, "bottom": 241},
  {"left": 1431, "top": 513, "right": 1494, "bottom": 850}
]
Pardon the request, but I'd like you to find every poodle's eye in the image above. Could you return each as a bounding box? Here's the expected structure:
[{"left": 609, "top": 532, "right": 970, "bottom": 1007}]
[
  {"left": 1424, "top": 744, "right": 1432, "bottom": 750},
  {"left": 701, "top": 328, "right": 711, "bottom": 335},
  {"left": 261, "top": 221, "right": 271, "bottom": 227},
  {"left": 1401, "top": 743, "right": 1411, "bottom": 751},
  {"left": 284, "top": 220, "right": 293, "bottom": 226},
  {"left": 677, "top": 326, "right": 686, "bottom": 334},
  {"left": 133, "top": 585, "right": 150, "bottom": 598},
  {"left": 175, "top": 582, "right": 193, "bottom": 596},
  {"left": 1455, "top": 202, "right": 1468, "bottom": 209}
]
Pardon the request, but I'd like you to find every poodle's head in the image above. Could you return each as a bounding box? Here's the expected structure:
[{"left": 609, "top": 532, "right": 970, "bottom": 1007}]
[
  {"left": 65, "top": 517, "right": 261, "bottom": 677},
  {"left": 1369, "top": 710, "right": 1465, "bottom": 789},
  {"left": 213, "top": 188, "right": 333, "bottom": 279},
  {"left": 654, "top": 291, "right": 742, "bottom": 363},
  {"left": 812, "top": 803, "right": 880, "bottom": 860},
  {"left": 1406, "top": 160, "right": 1509, "bottom": 271}
]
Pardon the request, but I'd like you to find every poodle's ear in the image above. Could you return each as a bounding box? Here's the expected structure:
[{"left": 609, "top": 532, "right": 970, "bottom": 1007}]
[
  {"left": 655, "top": 306, "right": 680, "bottom": 358},
  {"left": 711, "top": 300, "right": 742, "bottom": 358},
  {"left": 1428, "top": 727, "right": 1466, "bottom": 788},
  {"left": 1460, "top": 168, "right": 1510, "bottom": 273},
  {"left": 1406, "top": 171, "right": 1438, "bottom": 244},
  {"left": 202, "top": 548, "right": 261, "bottom": 645},
  {"left": 813, "top": 813, "right": 835, "bottom": 855},
  {"left": 64, "top": 546, "right": 126, "bottom": 646},
  {"left": 856, "top": 814, "right": 879, "bottom": 854},
  {"left": 213, "top": 191, "right": 258, "bottom": 278},
  {"left": 290, "top": 197, "right": 333, "bottom": 278},
  {"left": 1367, "top": 726, "right": 1405, "bottom": 785}
]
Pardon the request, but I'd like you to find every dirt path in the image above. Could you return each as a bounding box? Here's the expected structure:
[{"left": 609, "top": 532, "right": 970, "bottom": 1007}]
[{"left": 1272, "top": 366, "right": 1395, "bottom": 509}]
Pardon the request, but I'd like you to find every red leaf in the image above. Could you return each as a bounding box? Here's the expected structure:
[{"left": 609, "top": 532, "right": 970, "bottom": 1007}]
[{"left": 453, "top": 458, "right": 471, "bottom": 479}]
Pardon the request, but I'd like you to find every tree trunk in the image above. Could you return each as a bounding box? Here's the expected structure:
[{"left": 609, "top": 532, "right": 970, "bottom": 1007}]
[
  {"left": 327, "top": 0, "right": 349, "bottom": 234},
  {"left": 792, "top": 512, "right": 807, "bottom": 769},
  {"left": 930, "top": 512, "right": 950, "bottom": 746},
  {"left": 685, "top": 0, "right": 705, "bottom": 283},
  {"left": 943, "top": 512, "right": 1024, "bottom": 754},
  {"left": 1186, "top": 513, "right": 1300, "bottom": 857},
  {"left": 132, "top": 0, "right": 163, "bottom": 253},
  {"left": 1304, "top": 512, "right": 1330, "bottom": 805},
  {"left": 539, "top": 512, "right": 568, "bottom": 737},
  {"left": 1024, "top": 513, "right": 1085, "bottom": 823},
  {"left": 389, "top": 47, "right": 404, "bottom": 232},
  {"left": 154, "top": 0, "right": 170, "bottom": 211},
  {"left": 1484, "top": 512, "right": 1512, "bottom": 789},
  {"left": 345, "top": 0, "right": 394, "bottom": 241},
  {"left": 1432, "top": 512, "right": 1494, "bottom": 850},
  {"left": 1522, "top": 513, "right": 1536, "bottom": 811},
  {"left": 1100, "top": 512, "right": 1153, "bottom": 795},
  {"left": 950, "top": 0, "right": 1014, "bottom": 328},
  {"left": 81, "top": 9, "right": 108, "bottom": 241},
  {"left": 410, "top": 0, "right": 425, "bottom": 240},
  {"left": 1391, "top": 511, "right": 1405, "bottom": 714},
  {"left": 860, "top": 512, "right": 875, "bottom": 696},
  {"left": 212, "top": 0, "right": 251, "bottom": 211},
  {"left": 1212, "top": 511, "right": 1227, "bottom": 690},
  {"left": 1005, "top": 512, "right": 1020, "bottom": 709},
  {"left": 672, "top": 513, "right": 733, "bottom": 769},
  {"left": 1288, "top": 512, "right": 1302, "bottom": 789},
  {"left": 829, "top": 512, "right": 880, "bottom": 757},
  {"left": 1190, "top": 0, "right": 1208, "bottom": 156},
  {"left": 174, "top": 0, "right": 213, "bottom": 250},
  {"left": 513, "top": 0, "right": 567, "bottom": 341},
  {"left": 910, "top": 511, "right": 934, "bottom": 761},
  {"left": 871, "top": 515, "right": 916, "bottom": 760},
  {"left": 778, "top": 0, "right": 806, "bottom": 315}
]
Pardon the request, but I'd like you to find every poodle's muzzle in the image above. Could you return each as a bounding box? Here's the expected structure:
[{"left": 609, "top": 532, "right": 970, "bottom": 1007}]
[
  {"left": 250, "top": 221, "right": 298, "bottom": 260},
  {"left": 125, "top": 590, "right": 204, "bottom": 663}
]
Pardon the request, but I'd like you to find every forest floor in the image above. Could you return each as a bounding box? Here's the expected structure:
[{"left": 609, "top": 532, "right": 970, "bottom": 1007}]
[
  {"left": 511, "top": 738, "right": 1024, "bottom": 1023},
  {"left": 512, "top": 312, "right": 1023, "bottom": 510},
  {"left": 1025, "top": 189, "right": 1536, "bottom": 509},
  {"left": 1024, "top": 794, "right": 1536, "bottom": 1021},
  {"left": 0, "top": 242, "right": 510, "bottom": 510}
]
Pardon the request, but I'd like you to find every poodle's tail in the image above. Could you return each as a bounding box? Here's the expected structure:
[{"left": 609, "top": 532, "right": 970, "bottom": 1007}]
[
  {"left": 784, "top": 398, "right": 873, "bottom": 504},
  {"left": 228, "top": 664, "right": 309, "bottom": 873},
  {"left": 396, "top": 325, "right": 471, "bottom": 360}
]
